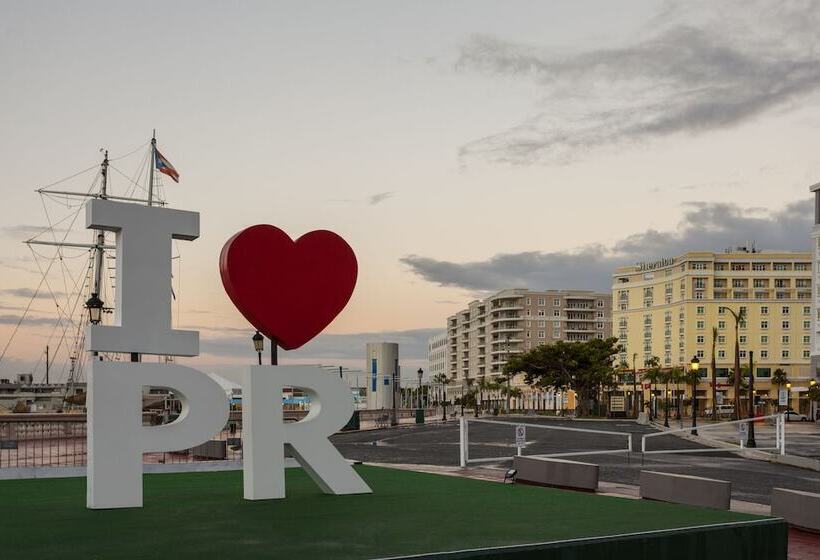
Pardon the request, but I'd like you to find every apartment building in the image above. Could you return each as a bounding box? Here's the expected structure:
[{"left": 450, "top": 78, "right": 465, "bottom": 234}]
[
  {"left": 443, "top": 289, "right": 612, "bottom": 396},
  {"left": 811, "top": 183, "right": 820, "bottom": 377},
  {"left": 612, "top": 250, "right": 814, "bottom": 414},
  {"left": 427, "top": 331, "right": 448, "bottom": 381}
]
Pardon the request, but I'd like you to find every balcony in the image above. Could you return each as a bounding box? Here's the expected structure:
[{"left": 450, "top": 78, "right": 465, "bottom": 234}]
[{"left": 490, "top": 326, "right": 525, "bottom": 334}]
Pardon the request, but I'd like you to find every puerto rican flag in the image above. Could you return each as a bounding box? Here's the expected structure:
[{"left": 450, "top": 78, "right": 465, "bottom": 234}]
[{"left": 154, "top": 149, "right": 180, "bottom": 183}]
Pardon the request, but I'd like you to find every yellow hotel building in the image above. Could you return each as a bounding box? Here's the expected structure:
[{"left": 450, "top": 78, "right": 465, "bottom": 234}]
[{"left": 612, "top": 250, "right": 815, "bottom": 415}]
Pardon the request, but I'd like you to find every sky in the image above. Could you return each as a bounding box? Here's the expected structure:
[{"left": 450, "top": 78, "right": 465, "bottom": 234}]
[{"left": 1, "top": 0, "right": 819, "bottom": 383}]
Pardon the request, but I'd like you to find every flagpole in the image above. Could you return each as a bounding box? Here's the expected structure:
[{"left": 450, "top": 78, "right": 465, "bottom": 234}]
[{"left": 148, "top": 129, "right": 156, "bottom": 207}]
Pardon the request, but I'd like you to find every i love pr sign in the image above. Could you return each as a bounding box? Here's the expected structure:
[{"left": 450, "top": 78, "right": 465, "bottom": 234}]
[{"left": 83, "top": 199, "right": 370, "bottom": 509}]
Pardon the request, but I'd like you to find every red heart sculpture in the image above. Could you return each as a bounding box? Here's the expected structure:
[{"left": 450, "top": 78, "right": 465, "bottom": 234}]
[{"left": 219, "top": 225, "right": 357, "bottom": 350}]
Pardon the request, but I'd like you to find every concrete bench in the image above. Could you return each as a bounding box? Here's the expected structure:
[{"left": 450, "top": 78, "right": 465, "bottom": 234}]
[
  {"left": 772, "top": 488, "right": 820, "bottom": 532},
  {"left": 640, "top": 470, "right": 731, "bottom": 510},
  {"left": 191, "top": 440, "right": 227, "bottom": 460},
  {"left": 513, "top": 456, "right": 598, "bottom": 492}
]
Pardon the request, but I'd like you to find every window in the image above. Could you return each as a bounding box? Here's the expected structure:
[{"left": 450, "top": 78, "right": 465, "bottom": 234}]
[
  {"left": 526, "top": 331, "right": 531, "bottom": 338},
  {"left": 537, "top": 310, "right": 545, "bottom": 317},
  {"left": 761, "top": 320, "right": 768, "bottom": 330},
  {"left": 773, "top": 263, "right": 789, "bottom": 271},
  {"left": 697, "top": 306, "right": 705, "bottom": 315},
  {"left": 718, "top": 335, "right": 726, "bottom": 344},
  {"left": 718, "top": 350, "right": 726, "bottom": 359},
  {"left": 597, "top": 300, "right": 604, "bottom": 307},
  {"left": 597, "top": 311, "right": 604, "bottom": 318},
  {"left": 526, "top": 309, "right": 531, "bottom": 317},
  {"left": 804, "top": 321, "right": 811, "bottom": 330},
  {"left": 804, "top": 306, "right": 812, "bottom": 315},
  {"left": 597, "top": 333, "right": 604, "bottom": 339},
  {"left": 553, "top": 310, "right": 560, "bottom": 317},
  {"left": 538, "top": 331, "right": 545, "bottom": 339},
  {"left": 782, "top": 306, "right": 790, "bottom": 315},
  {"left": 782, "top": 335, "right": 790, "bottom": 344},
  {"left": 761, "top": 306, "right": 769, "bottom": 315},
  {"left": 718, "top": 321, "right": 726, "bottom": 329},
  {"left": 554, "top": 299, "right": 560, "bottom": 306},
  {"left": 760, "top": 350, "right": 769, "bottom": 359},
  {"left": 692, "top": 262, "right": 707, "bottom": 270},
  {"left": 803, "top": 335, "right": 811, "bottom": 345},
  {"left": 537, "top": 298, "right": 545, "bottom": 306},
  {"left": 795, "top": 263, "right": 809, "bottom": 271},
  {"left": 696, "top": 335, "right": 704, "bottom": 344},
  {"left": 718, "top": 307, "right": 726, "bottom": 315},
  {"left": 597, "top": 322, "right": 604, "bottom": 329},
  {"left": 739, "top": 335, "right": 747, "bottom": 344},
  {"left": 739, "top": 350, "right": 747, "bottom": 359},
  {"left": 782, "top": 320, "right": 790, "bottom": 330},
  {"left": 696, "top": 320, "right": 705, "bottom": 329},
  {"left": 782, "top": 349, "right": 790, "bottom": 359},
  {"left": 553, "top": 332, "right": 560, "bottom": 339},
  {"left": 525, "top": 297, "right": 531, "bottom": 305},
  {"left": 752, "top": 263, "right": 766, "bottom": 271},
  {"left": 761, "top": 335, "right": 769, "bottom": 344},
  {"left": 804, "top": 349, "right": 811, "bottom": 358},
  {"left": 756, "top": 367, "right": 771, "bottom": 378}
]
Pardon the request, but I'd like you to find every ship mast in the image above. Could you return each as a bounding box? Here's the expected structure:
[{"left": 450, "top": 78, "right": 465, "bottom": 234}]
[{"left": 147, "top": 130, "right": 156, "bottom": 207}]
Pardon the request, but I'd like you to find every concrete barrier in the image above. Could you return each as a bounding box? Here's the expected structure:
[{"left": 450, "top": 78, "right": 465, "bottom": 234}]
[
  {"left": 513, "top": 456, "right": 598, "bottom": 491},
  {"left": 772, "top": 488, "right": 820, "bottom": 532},
  {"left": 640, "top": 470, "right": 731, "bottom": 509}
]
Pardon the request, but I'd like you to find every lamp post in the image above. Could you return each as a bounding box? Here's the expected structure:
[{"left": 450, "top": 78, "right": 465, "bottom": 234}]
[
  {"left": 746, "top": 351, "right": 756, "bottom": 448},
  {"left": 252, "top": 331, "right": 264, "bottom": 366},
  {"left": 811, "top": 379, "right": 817, "bottom": 422},
  {"left": 690, "top": 355, "right": 700, "bottom": 436},
  {"left": 86, "top": 293, "right": 104, "bottom": 360},
  {"left": 786, "top": 382, "right": 792, "bottom": 422},
  {"left": 417, "top": 368, "right": 424, "bottom": 409},
  {"left": 632, "top": 352, "right": 639, "bottom": 419},
  {"left": 664, "top": 389, "right": 671, "bottom": 428}
]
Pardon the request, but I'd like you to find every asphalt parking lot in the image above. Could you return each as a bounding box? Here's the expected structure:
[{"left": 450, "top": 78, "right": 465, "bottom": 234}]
[{"left": 331, "top": 416, "right": 820, "bottom": 505}]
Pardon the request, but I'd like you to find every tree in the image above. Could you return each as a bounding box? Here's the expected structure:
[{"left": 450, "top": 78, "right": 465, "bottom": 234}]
[
  {"left": 772, "top": 368, "right": 789, "bottom": 414},
  {"left": 722, "top": 306, "right": 746, "bottom": 420},
  {"left": 710, "top": 326, "right": 718, "bottom": 421},
  {"left": 641, "top": 357, "right": 662, "bottom": 420},
  {"left": 505, "top": 338, "right": 621, "bottom": 417}
]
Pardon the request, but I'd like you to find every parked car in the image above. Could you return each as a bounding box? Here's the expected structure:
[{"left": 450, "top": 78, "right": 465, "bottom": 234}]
[
  {"left": 784, "top": 410, "right": 809, "bottom": 422},
  {"left": 704, "top": 404, "right": 735, "bottom": 418}
]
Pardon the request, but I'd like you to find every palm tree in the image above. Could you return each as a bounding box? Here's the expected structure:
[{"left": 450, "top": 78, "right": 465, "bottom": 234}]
[
  {"left": 721, "top": 306, "right": 746, "bottom": 420},
  {"left": 711, "top": 326, "right": 718, "bottom": 421},
  {"left": 642, "top": 356, "right": 662, "bottom": 421},
  {"left": 772, "top": 368, "right": 789, "bottom": 414}
]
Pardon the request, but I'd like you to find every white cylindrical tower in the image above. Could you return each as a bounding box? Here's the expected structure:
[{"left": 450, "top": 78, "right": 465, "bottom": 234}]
[{"left": 366, "top": 342, "right": 400, "bottom": 410}]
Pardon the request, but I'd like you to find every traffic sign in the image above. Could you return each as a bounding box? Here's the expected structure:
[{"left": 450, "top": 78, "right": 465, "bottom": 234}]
[{"left": 515, "top": 425, "right": 526, "bottom": 448}]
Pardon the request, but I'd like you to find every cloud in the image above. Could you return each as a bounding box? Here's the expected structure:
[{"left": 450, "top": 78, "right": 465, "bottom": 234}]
[
  {"left": 456, "top": 1, "right": 820, "bottom": 164},
  {"left": 367, "top": 191, "right": 395, "bottom": 205},
  {"left": 200, "top": 328, "right": 443, "bottom": 362},
  {"left": 401, "top": 198, "right": 812, "bottom": 292},
  {"left": 0, "top": 288, "right": 61, "bottom": 300},
  {"left": 0, "top": 314, "right": 56, "bottom": 326}
]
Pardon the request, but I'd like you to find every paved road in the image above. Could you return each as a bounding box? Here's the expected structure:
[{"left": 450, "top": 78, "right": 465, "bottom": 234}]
[{"left": 331, "top": 416, "right": 820, "bottom": 505}]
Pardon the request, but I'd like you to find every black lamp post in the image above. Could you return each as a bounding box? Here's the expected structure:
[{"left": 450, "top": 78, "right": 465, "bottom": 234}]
[
  {"left": 746, "top": 351, "right": 756, "bottom": 448},
  {"left": 690, "top": 355, "right": 700, "bottom": 436},
  {"left": 786, "top": 382, "right": 792, "bottom": 423},
  {"left": 664, "top": 389, "right": 671, "bottom": 428},
  {"left": 417, "top": 368, "right": 424, "bottom": 409},
  {"left": 252, "top": 331, "right": 264, "bottom": 365},
  {"left": 86, "top": 293, "right": 104, "bottom": 325}
]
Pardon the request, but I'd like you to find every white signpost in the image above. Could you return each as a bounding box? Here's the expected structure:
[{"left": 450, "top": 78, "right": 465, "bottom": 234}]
[
  {"left": 83, "top": 200, "right": 371, "bottom": 509},
  {"left": 515, "top": 424, "right": 526, "bottom": 456},
  {"left": 778, "top": 389, "right": 788, "bottom": 407}
]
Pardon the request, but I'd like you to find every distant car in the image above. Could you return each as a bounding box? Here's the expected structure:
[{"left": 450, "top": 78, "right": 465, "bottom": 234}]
[
  {"left": 784, "top": 410, "right": 809, "bottom": 422},
  {"left": 704, "top": 404, "right": 735, "bottom": 418}
]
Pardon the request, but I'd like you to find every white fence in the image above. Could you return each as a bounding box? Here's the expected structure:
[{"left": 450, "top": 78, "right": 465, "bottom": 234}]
[
  {"left": 458, "top": 417, "right": 632, "bottom": 467},
  {"left": 641, "top": 413, "right": 786, "bottom": 456}
]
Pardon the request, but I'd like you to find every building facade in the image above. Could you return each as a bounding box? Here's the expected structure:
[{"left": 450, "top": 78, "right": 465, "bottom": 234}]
[
  {"left": 612, "top": 250, "right": 814, "bottom": 414},
  {"left": 811, "top": 183, "right": 820, "bottom": 378},
  {"left": 443, "top": 289, "right": 611, "bottom": 407},
  {"left": 427, "top": 331, "right": 448, "bottom": 380}
]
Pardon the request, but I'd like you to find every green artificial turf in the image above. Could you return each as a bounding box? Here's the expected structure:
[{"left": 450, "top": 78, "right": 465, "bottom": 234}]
[{"left": 0, "top": 466, "right": 768, "bottom": 559}]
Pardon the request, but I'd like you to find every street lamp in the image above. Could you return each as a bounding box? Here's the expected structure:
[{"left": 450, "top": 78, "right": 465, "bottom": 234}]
[
  {"left": 86, "top": 293, "right": 104, "bottom": 325},
  {"left": 664, "top": 389, "right": 671, "bottom": 428},
  {"left": 690, "top": 355, "right": 700, "bottom": 436},
  {"left": 417, "top": 368, "right": 424, "bottom": 409},
  {"left": 786, "top": 382, "right": 792, "bottom": 423},
  {"left": 252, "top": 331, "right": 264, "bottom": 365}
]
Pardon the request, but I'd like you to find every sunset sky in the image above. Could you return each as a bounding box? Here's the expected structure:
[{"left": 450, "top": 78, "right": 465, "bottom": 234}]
[{"left": 1, "top": 0, "right": 819, "bottom": 383}]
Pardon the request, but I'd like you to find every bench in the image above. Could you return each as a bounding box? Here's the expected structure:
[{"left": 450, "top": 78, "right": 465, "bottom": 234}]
[
  {"left": 640, "top": 470, "right": 731, "bottom": 510},
  {"left": 771, "top": 488, "right": 820, "bottom": 532},
  {"left": 191, "top": 439, "right": 227, "bottom": 460},
  {"left": 512, "top": 456, "right": 598, "bottom": 492}
]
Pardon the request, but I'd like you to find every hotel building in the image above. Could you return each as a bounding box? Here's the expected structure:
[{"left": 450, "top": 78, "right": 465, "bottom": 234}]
[
  {"left": 440, "top": 289, "right": 611, "bottom": 406},
  {"left": 612, "top": 250, "right": 814, "bottom": 413}
]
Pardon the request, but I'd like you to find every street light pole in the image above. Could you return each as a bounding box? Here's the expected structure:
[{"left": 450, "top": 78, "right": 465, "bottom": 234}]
[
  {"left": 417, "top": 368, "right": 423, "bottom": 409},
  {"left": 252, "top": 331, "right": 264, "bottom": 366},
  {"left": 747, "top": 351, "right": 756, "bottom": 448},
  {"left": 690, "top": 355, "right": 700, "bottom": 436},
  {"left": 632, "top": 352, "right": 638, "bottom": 419},
  {"left": 664, "top": 387, "right": 670, "bottom": 428},
  {"left": 786, "top": 382, "right": 792, "bottom": 423}
]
